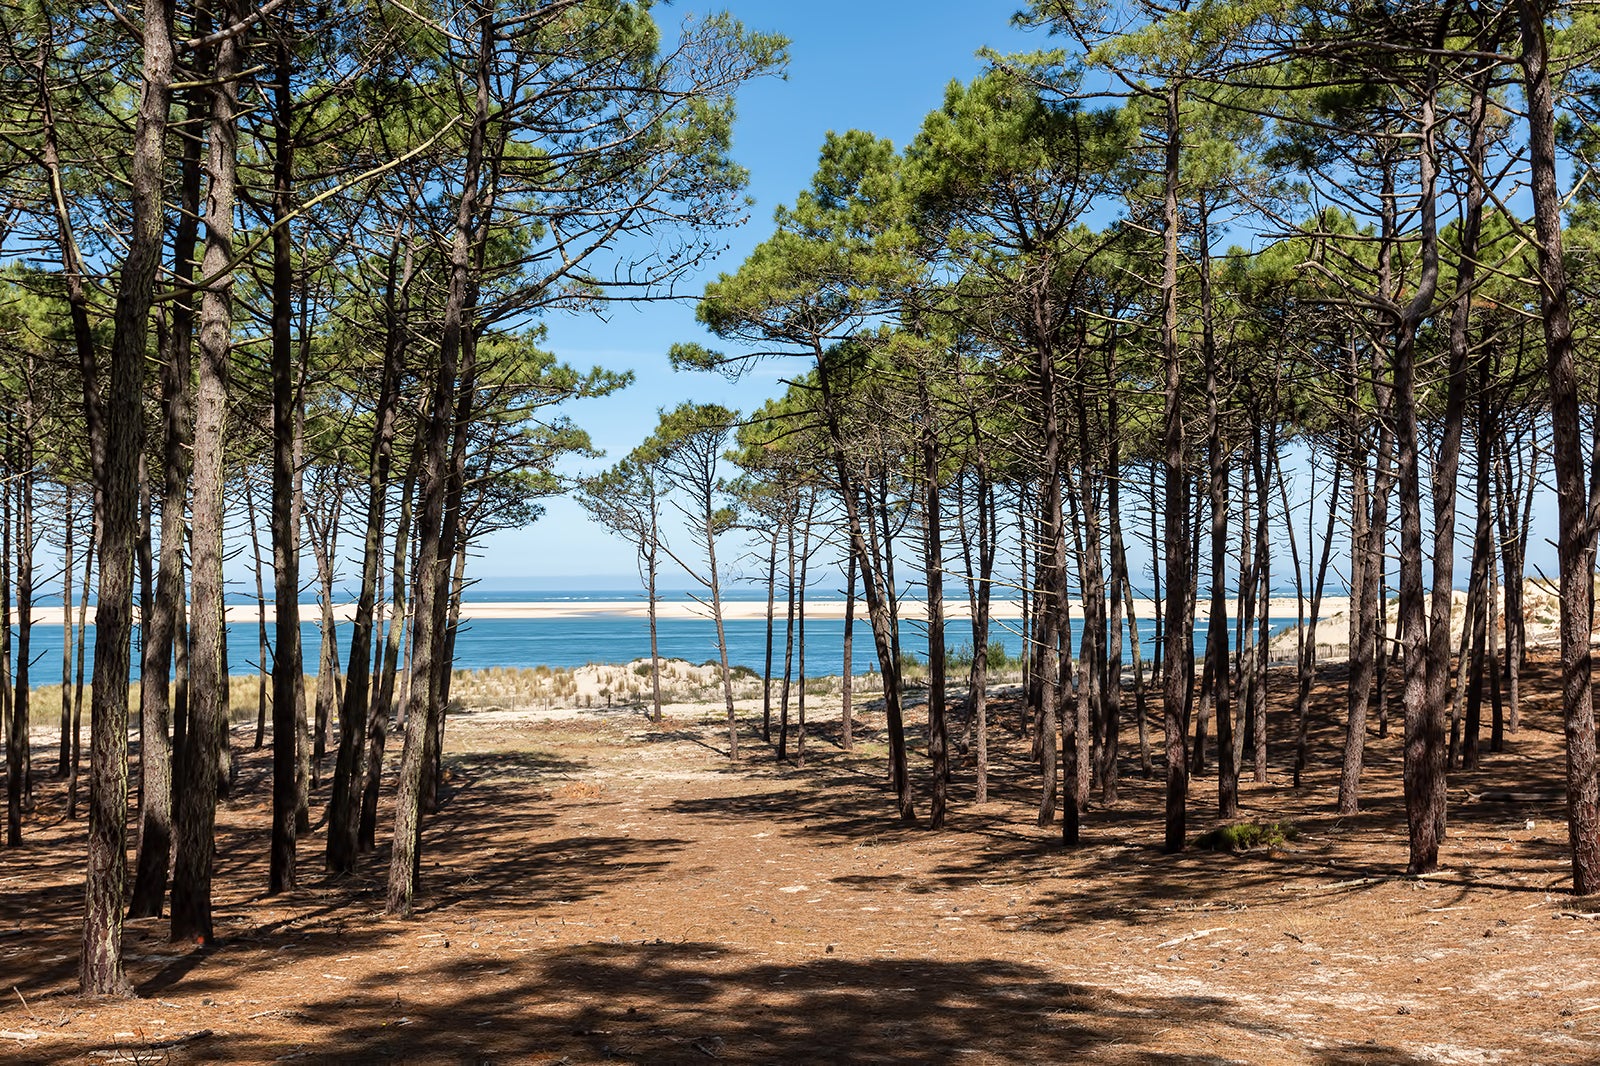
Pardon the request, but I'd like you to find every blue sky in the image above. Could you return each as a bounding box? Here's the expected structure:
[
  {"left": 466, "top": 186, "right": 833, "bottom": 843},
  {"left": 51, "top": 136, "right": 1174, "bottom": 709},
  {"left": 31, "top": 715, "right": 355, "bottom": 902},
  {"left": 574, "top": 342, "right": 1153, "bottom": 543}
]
[{"left": 477, "top": 0, "right": 1047, "bottom": 583}]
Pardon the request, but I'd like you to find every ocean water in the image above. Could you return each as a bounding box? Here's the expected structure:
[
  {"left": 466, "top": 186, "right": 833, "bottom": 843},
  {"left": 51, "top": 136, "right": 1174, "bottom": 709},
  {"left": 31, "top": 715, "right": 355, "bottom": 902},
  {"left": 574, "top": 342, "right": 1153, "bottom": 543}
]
[{"left": 6, "top": 605, "right": 1304, "bottom": 681}]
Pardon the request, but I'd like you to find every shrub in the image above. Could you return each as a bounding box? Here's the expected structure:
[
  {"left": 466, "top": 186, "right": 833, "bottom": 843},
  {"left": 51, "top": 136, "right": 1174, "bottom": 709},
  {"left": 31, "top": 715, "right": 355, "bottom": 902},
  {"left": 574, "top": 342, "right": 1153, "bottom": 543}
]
[
  {"left": 986, "top": 639, "right": 1010, "bottom": 671},
  {"left": 1194, "top": 821, "right": 1300, "bottom": 853},
  {"left": 898, "top": 651, "right": 925, "bottom": 684}
]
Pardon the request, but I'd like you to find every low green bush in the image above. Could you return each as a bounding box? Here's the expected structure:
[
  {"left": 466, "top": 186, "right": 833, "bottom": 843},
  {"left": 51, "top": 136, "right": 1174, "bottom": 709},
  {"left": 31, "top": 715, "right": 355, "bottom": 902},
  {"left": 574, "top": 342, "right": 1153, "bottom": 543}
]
[{"left": 1194, "top": 821, "right": 1300, "bottom": 853}]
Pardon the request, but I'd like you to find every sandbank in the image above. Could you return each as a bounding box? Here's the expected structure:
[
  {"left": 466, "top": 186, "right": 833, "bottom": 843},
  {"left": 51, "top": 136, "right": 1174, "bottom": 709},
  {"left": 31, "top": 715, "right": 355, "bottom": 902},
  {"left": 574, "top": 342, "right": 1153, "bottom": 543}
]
[{"left": 22, "top": 595, "right": 1350, "bottom": 627}]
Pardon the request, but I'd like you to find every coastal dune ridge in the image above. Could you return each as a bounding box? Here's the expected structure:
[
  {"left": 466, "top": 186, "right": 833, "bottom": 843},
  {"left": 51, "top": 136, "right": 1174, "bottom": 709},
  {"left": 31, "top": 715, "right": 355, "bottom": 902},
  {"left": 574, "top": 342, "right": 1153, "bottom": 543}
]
[{"left": 26, "top": 595, "right": 1352, "bottom": 628}]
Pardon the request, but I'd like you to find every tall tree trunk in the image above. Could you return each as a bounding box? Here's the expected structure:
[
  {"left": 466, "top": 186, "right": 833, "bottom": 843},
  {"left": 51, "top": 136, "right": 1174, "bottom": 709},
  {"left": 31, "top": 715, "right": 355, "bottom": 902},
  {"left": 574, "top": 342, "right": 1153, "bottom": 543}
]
[
  {"left": 841, "top": 548, "right": 856, "bottom": 752},
  {"left": 921, "top": 379, "right": 949, "bottom": 829},
  {"left": 171, "top": 10, "right": 242, "bottom": 944},
  {"left": 328, "top": 223, "right": 409, "bottom": 874},
  {"left": 1247, "top": 418, "right": 1275, "bottom": 783},
  {"left": 245, "top": 480, "right": 270, "bottom": 749},
  {"left": 764, "top": 521, "right": 784, "bottom": 739},
  {"left": 1202, "top": 219, "right": 1234, "bottom": 820},
  {"left": 707, "top": 508, "right": 739, "bottom": 758},
  {"left": 1397, "top": 36, "right": 1446, "bottom": 875},
  {"left": 268, "top": 34, "right": 304, "bottom": 893},
  {"left": 1291, "top": 447, "right": 1341, "bottom": 788},
  {"left": 814, "top": 352, "right": 912, "bottom": 821},
  {"left": 762, "top": 524, "right": 779, "bottom": 743},
  {"left": 362, "top": 452, "right": 418, "bottom": 851},
  {"left": 308, "top": 498, "right": 344, "bottom": 785},
  {"left": 1160, "top": 80, "right": 1192, "bottom": 853},
  {"left": 645, "top": 521, "right": 663, "bottom": 726},
  {"left": 57, "top": 488, "right": 73, "bottom": 778},
  {"left": 388, "top": 10, "right": 494, "bottom": 916},
  {"left": 796, "top": 493, "right": 816, "bottom": 769},
  {"left": 129, "top": 261, "right": 187, "bottom": 911},
  {"left": 778, "top": 517, "right": 796, "bottom": 760},
  {"left": 1494, "top": 425, "right": 1533, "bottom": 734},
  {"left": 964, "top": 462, "right": 996, "bottom": 804},
  {"left": 291, "top": 362, "right": 310, "bottom": 833},
  {"left": 1343, "top": 323, "right": 1396, "bottom": 811},
  {"left": 1, "top": 428, "right": 12, "bottom": 841},
  {"left": 80, "top": 0, "right": 174, "bottom": 994},
  {"left": 1517, "top": 0, "right": 1600, "bottom": 894},
  {"left": 7, "top": 414, "right": 32, "bottom": 846},
  {"left": 1103, "top": 388, "right": 1127, "bottom": 805},
  {"left": 67, "top": 514, "right": 94, "bottom": 820}
]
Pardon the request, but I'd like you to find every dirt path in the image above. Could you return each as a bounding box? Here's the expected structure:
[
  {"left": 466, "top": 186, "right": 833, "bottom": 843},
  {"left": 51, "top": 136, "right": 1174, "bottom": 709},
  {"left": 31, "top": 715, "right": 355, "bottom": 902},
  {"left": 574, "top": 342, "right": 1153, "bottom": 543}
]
[{"left": 2, "top": 661, "right": 1598, "bottom": 1063}]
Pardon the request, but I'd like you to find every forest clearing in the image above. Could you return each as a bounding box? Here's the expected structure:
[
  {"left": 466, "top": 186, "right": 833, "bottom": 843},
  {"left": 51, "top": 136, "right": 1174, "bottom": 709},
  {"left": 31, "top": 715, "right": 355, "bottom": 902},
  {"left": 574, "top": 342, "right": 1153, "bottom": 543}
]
[{"left": 2, "top": 651, "right": 1596, "bottom": 1065}]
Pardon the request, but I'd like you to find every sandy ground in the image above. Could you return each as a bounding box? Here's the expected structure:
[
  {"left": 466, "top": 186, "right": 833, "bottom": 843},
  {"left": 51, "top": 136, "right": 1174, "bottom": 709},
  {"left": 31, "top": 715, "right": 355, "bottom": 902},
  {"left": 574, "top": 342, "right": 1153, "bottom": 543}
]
[{"left": 1, "top": 651, "right": 1598, "bottom": 1064}]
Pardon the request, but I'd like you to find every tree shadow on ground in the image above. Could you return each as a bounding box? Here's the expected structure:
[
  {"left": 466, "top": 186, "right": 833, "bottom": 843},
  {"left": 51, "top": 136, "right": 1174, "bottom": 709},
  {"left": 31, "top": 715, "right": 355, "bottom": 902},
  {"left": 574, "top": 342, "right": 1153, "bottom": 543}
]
[{"left": 55, "top": 942, "right": 1437, "bottom": 1065}]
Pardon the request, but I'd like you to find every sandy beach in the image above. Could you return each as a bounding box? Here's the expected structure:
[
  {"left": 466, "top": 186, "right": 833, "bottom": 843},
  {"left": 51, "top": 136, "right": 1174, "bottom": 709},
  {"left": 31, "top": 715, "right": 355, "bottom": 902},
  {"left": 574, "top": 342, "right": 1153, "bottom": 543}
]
[{"left": 22, "top": 595, "right": 1351, "bottom": 628}]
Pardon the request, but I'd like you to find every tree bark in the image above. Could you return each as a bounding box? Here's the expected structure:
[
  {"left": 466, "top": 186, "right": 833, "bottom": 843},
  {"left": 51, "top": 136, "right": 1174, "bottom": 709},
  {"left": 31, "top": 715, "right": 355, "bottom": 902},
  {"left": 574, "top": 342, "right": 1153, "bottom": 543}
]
[
  {"left": 920, "top": 377, "right": 949, "bottom": 829},
  {"left": 1517, "top": 0, "right": 1600, "bottom": 894},
  {"left": 841, "top": 549, "right": 856, "bottom": 752},
  {"left": 362, "top": 450, "right": 418, "bottom": 851},
  {"left": 171, "top": 8, "right": 242, "bottom": 944},
  {"left": 328, "top": 222, "right": 409, "bottom": 874},
  {"left": 1160, "top": 81, "right": 1191, "bottom": 853},
  {"left": 388, "top": 9, "right": 493, "bottom": 916},
  {"left": 80, "top": 0, "right": 174, "bottom": 994},
  {"left": 1202, "top": 215, "right": 1235, "bottom": 820},
  {"left": 7, "top": 412, "right": 32, "bottom": 846},
  {"left": 761, "top": 524, "right": 779, "bottom": 743},
  {"left": 308, "top": 497, "right": 344, "bottom": 784},
  {"left": 1396, "top": 36, "right": 1445, "bottom": 875},
  {"left": 245, "top": 481, "right": 270, "bottom": 750},
  {"left": 57, "top": 488, "right": 73, "bottom": 779},
  {"left": 269, "top": 33, "right": 303, "bottom": 893},
  {"left": 815, "top": 352, "right": 912, "bottom": 821}
]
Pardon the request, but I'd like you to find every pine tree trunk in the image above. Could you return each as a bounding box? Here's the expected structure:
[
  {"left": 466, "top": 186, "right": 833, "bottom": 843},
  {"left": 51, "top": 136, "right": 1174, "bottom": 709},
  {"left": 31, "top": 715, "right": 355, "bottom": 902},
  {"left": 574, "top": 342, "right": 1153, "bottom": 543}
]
[
  {"left": 761, "top": 526, "right": 778, "bottom": 742},
  {"left": 268, "top": 33, "right": 304, "bottom": 891},
  {"left": 0, "top": 459, "right": 12, "bottom": 841},
  {"left": 57, "top": 489, "right": 73, "bottom": 779},
  {"left": 67, "top": 513, "right": 94, "bottom": 820},
  {"left": 966, "top": 464, "right": 996, "bottom": 804},
  {"left": 1103, "top": 383, "right": 1127, "bottom": 805},
  {"left": 389, "top": 11, "right": 493, "bottom": 915},
  {"left": 841, "top": 549, "right": 856, "bottom": 752},
  {"left": 796, "top": 494, "right": 815, "bottom": 770},
  {"left": 646, "top": 530, "right": 663, "bottom": 725},
  {"left": 171, "top": 11, "right": 241, "bottom": 943},
  {"left": 921, "top": 378, "right": 949, "bottom": 830},
  {"left": 362, "top": 452, "right": 417, "bottom": 852},
  {"left": 7, "top": 416, "right": 31, "bottom": 846},
  {"left": 1398, "top": 41, "right": 1447, "bottom": 875},
  {"left": 80, "top": 0, "right": 173, "bottom": 994},
  {"left": 291, "top": 379, "right": 310, "bottom": 833},
  {"left": 1204, "top": 277, "right": 1234, "bottom": 819},
  {"left": 778, "top": 519, "right": 796, "bottom": 761},
  {"left": 129, "top": 266, "right": 188, "bottom": 913},
  {"left": 328, "top": 227, "right": 408, "bottom": 873},
  {"left": 245, "top": 481, "right": 270, "bottom": 750},
  {"left": 309, "top": 500, "right": 344, "bottom": 786},
  {"left": 1160, "top": 81, "right": 1191, "bottom": 853},
  {"left": 1292, "top": 446, "right": 1341, "bottom": 789},
  {"left": 1517, "top": 0, "right": 1600, "bottom": 894},
  {"left": 815, "top": 352, "right": 911, "bottom": 821}
]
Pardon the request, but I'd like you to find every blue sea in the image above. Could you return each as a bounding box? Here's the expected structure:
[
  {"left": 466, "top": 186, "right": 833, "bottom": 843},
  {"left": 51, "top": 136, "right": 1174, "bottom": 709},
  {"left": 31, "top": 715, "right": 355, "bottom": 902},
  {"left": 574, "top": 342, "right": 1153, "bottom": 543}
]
[{"left": 6, "top": 592, "right": 1305, "bottom": 680}]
